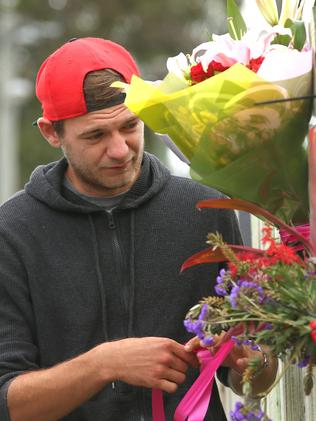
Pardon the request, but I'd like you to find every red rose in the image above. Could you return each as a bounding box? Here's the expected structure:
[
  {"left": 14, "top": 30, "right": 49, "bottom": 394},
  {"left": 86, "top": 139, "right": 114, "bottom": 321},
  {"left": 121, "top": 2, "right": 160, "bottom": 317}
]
[
  {"left": 190, "top": 62, "right": 208, "bottom": 83},
  {"left": 206, "top": 62, "right": 215, "bottom": 77},
  {"left": 212, "top": 61, "right": 229, "bottom": 73}
]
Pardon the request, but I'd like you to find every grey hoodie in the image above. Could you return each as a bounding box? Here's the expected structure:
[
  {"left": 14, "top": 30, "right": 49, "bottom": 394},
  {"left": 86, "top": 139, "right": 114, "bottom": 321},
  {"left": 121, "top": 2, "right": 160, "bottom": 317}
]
[{"left": 0, "top": 152, "right": 242, "bottom": 420}]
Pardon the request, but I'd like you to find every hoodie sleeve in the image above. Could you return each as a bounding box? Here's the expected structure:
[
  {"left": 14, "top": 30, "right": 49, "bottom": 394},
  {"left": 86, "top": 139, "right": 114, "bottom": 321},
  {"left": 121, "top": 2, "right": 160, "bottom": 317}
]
[{"left": 0, "top": 228, "right": 39, "bottom": 420}]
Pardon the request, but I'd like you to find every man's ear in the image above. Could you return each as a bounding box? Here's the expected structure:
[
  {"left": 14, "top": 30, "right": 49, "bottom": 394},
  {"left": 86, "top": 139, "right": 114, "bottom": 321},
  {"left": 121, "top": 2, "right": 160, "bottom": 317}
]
[{"left": 37, "top": 118, "right": 62, "bottom": 148}]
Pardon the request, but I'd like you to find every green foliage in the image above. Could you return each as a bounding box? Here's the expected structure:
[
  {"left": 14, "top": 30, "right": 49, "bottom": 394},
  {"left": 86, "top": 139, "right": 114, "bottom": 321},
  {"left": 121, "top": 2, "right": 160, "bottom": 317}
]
[
  {"left": 288, "top": 19, "right": 307, "bottom": 51},
  {"left": 272, "top": 18, "right": 307, "bottom": 50},
  {"left": 226, "top": 0, "right": 246, "bottom": 40}
]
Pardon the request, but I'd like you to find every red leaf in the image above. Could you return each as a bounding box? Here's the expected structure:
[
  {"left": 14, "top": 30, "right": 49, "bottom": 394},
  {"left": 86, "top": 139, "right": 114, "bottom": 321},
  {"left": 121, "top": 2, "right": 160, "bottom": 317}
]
[
  {"left": 180, "top": 244, "right": 264, "bottom": 272},
  {"left": 196, "top": 198, "right": 315, "bottom": 255}
]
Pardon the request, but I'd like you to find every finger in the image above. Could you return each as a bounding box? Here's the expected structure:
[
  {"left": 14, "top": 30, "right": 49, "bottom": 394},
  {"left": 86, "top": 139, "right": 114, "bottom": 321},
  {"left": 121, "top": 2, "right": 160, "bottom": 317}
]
[
  {"left": 209, "top": 332, "right": 226, "bottom": 349},
  {"left": 157, "top": 379, "right": 179, "bottom": 394},
  {"left": 173, "top": 344, "right": 199, "bottom": 366},
  {"left": 184, "top": 336, "right": 200, "bottom": 352},
  {"left": 170, "top": 357, "right": 189, "bottom": 374},
  {"left": 164, "top": 367, "right": 186, "bottom": 386},
  {"left": 235, "top": 357, "right": 249, "bottom": 373}
]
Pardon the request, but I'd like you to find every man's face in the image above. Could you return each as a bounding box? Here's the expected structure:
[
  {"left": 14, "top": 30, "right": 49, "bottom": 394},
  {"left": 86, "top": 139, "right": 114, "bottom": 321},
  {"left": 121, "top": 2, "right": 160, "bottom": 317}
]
[{"left": 58, "top": 104, "right": 145, "bottom": 197}]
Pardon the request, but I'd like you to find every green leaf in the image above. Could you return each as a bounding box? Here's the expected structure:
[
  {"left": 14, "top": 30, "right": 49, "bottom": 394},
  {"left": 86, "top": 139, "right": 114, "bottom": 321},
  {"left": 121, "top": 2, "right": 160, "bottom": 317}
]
[
  {"left": 272, "top": 18, "right": 306, "bottom": 51},
  {"left": 272, "top": 34, "right": 292, "bottom": 46},
  {"left": 290, "top": 19, "right": 307, "bottom": 50},
  {"left": 227, "top": 0, "right": 247, "bottom": 40}
]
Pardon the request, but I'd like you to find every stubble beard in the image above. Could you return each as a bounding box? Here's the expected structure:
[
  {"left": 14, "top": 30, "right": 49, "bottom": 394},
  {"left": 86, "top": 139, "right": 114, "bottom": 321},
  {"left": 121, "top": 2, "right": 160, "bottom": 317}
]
[{"left": 62, "top": 147, "right": 143, "bottom": 196}]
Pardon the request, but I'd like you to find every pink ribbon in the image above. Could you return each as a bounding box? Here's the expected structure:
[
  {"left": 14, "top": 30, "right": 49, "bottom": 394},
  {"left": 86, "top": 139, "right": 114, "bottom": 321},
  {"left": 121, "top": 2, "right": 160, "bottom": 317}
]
[{"left": 152, "top": 339, "right": 235, "bottom": 421}]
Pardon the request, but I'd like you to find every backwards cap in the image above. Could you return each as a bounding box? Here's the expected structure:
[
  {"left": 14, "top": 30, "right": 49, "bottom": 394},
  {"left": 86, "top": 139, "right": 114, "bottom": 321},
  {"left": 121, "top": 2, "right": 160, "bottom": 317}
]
[{"left": 36, "top": 37, "right": 140, "bottom": 121}]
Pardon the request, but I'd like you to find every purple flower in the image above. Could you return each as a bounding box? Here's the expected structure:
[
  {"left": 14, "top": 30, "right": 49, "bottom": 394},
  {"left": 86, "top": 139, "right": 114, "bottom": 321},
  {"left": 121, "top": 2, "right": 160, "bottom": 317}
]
[
  {"left": 183, "top": 319, "right": 203, "bottom": 338},
  {"left": 297, "top": 355, "right": 311, "bottom": 368},
  {"left": 219, "top": 268, "right": 226, "bottom": 277},
  {"left": 230, "top": 285, "right": 241, "bottom": 309},
  {"left": 199, "top": 304, "right": 208, "bottom": 321},
  {"left": 231, "top": 336, "right": 243, "bottom": 346},
  {"left": 215, "top": 269, "right": 228, "bottom": 296},
  {"left": 215, "top": 284, "right": 228, "bottom": 296},
  {"left": 202, "top": 336, "right": 214, "bottom": 346},
  {"left": 231, "top": 336, "right": 259, "bottom": 350},
  {"left": 230, "top": 401, "right": 269, "bottom": 421},
  {"left": 183, "top": 304, "right": 209, "bottom": 341},
  {"left": 229, "top": 281, "right": 265, "bottom": 309}
]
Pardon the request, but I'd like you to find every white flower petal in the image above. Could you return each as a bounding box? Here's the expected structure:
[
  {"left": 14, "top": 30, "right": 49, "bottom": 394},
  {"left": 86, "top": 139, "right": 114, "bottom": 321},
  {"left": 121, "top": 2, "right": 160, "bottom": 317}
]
[{"left": 166, "top": 53, "right": 190, "bottom": 79}]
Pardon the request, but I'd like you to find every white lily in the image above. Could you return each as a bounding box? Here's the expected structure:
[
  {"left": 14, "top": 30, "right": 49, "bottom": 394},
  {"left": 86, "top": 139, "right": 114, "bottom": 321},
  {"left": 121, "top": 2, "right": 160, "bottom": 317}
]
[
  {"left": 256, "top": 0, "right": 279, "bottom": 26},
  {"left": 279, "top": 0, "right": 300, "bottom": 25},
  {"left": 166, "top": 52, "right": 190, "bottom": 82},
  {"left": 193, "top": 26, "right": 292, "bottom": 72}
]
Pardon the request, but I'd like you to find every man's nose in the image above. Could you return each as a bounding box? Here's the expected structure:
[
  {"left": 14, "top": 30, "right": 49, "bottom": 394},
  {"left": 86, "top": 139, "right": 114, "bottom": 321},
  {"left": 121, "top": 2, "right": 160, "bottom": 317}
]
[{"left": 107, "top": 132, "right": 129, "bottom": 160}]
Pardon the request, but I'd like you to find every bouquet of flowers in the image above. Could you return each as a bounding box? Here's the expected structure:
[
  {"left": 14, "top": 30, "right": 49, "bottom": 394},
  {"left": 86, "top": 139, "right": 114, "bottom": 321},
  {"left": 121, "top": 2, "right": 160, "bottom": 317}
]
[
  {"left": 120, "top": 0, "right": 315, "bottom": 226},
  {"left": 183, "top": 217, "right": 316, "bottom": 420},
  {"left": 118, "top": 0, "right": 316, "bottom": 420}
]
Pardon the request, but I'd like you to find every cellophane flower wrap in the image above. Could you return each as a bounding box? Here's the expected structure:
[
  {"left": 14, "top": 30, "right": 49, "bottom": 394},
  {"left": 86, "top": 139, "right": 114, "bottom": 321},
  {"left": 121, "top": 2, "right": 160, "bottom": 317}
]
[{"left": 122, "top": 0, "right": 314, "bottom": 225}]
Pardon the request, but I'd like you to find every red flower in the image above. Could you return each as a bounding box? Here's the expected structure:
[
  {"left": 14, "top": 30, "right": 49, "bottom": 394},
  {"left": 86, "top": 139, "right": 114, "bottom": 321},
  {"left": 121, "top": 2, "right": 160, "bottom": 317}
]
[
  {"left": 310, "top": 321, "right": 316, "bottom": 342},
  {"left": 212, "top": 61, "right": 229, "bottom": 73},
  {"left": 190, "top": 61, "right": 215, "bottom": 84},
  {"left": 248, "top": 56, "right": 265, "bottom": 73},
  {"left": 190, "top": 62, "right": 209, "bottom": 83},
  {"left": 310, "top": 320, "right": 316, "bottom": 330}
]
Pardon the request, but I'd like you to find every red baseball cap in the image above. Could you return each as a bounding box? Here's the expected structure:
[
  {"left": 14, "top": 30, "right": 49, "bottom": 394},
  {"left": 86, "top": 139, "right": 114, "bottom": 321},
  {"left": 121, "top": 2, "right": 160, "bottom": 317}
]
[{"left": 36, "top": 37, "right": 140, "bottom": 121}]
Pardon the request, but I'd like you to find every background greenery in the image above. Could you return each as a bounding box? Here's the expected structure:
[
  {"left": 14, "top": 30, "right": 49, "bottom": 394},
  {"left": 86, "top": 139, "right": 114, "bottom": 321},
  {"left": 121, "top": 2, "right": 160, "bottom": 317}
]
[{"left": 3, "top": 0, "right": 234, "bottom": 187}]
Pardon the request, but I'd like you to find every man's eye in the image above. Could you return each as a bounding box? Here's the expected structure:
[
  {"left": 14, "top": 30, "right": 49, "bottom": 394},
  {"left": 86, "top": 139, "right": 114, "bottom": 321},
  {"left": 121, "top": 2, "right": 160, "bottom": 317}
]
[
  {"left": 86, "top": 132, "right": 103, "bottom": 140},
  {"left": 124, "top": 121, "right": 138, "bottom": 130}
]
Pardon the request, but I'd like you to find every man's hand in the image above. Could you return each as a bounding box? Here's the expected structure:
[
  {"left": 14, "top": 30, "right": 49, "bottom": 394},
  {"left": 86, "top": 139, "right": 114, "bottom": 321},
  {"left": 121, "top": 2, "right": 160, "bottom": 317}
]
[
  {"left": 185, "top": 333, "right": 262, "bottom": 372},
  {"left": 8, "top": 336, "right": 199, "bottom": 421},
  {"left": 105, "top": 337, "right": 199, "bottom": 393},
  {"left": 184, "top": 334, "right": 278, "bottom": 396}
]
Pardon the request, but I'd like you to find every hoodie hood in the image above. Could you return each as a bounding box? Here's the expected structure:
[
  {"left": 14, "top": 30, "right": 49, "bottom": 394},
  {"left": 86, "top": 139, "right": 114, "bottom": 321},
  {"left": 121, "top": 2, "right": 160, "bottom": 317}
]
[{"left": 25, "top": 152, "right": 171, "bottom": 213}]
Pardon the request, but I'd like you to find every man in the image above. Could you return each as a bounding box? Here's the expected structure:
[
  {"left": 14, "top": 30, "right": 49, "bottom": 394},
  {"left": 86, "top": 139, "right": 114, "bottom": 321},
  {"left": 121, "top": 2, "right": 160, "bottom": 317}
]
[{"left": 0, "top": 38, "right": 277, "bottom": 421}]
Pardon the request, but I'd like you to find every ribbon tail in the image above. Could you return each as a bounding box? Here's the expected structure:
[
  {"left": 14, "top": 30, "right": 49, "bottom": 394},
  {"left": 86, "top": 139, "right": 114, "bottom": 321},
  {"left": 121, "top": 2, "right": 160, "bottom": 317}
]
[
  {"left": 152, "top": 388, "right": 166, "bottom": 421},
  {"left": 174, "top": 340, "right": 235, "bottom": 421}
]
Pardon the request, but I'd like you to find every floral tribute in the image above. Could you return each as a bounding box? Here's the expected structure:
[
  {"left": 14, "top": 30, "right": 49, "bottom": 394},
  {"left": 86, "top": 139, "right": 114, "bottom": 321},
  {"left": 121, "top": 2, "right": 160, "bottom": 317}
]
[
  {"left": 184, "top": 223, "right": 316, "bottom": 419},
  {"left": 180, "top": 192, "right": 316, "bottom": 419},
  {"left": 117, "top": 0, "right": 316, "bottom": 420}
]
